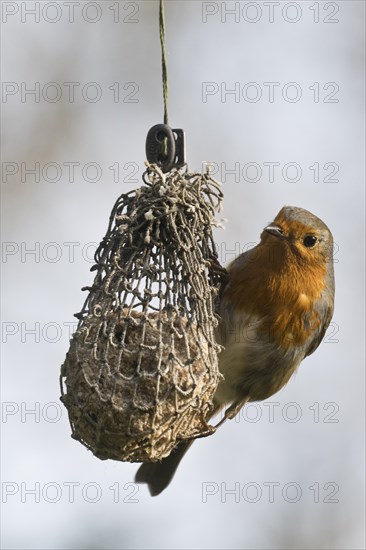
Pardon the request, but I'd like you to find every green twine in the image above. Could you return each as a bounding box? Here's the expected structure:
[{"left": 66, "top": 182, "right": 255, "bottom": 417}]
[{"left": 159, "top": 0, "right": 169, "bottom": 126}]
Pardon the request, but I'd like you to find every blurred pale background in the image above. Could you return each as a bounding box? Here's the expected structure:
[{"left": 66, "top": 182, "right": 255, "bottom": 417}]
[{"left": 1, "top": 1, "right": 365, "bottom": 549}]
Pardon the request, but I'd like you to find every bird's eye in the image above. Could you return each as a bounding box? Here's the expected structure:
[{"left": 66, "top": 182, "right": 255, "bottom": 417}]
[{"left": 303, "top": 235, "right": 318, "bottom": 248}]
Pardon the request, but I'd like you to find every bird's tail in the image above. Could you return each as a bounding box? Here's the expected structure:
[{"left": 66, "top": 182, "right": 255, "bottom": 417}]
[
  {"left": 134, "top": 439, "right": 194, "bottom": 496},
  {"left": 134, "top": 403, "right": 222, "bottom": 496}
]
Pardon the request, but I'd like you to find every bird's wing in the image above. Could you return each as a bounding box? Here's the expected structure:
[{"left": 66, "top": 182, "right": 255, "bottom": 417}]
[{"left": 304, "top": 301, "right": 334, "bottom": 358}]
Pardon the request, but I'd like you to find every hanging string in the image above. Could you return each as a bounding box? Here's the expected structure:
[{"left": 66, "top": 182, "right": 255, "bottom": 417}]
[{"left": 159, "top": 0, "right": 169, "bottom": 125}]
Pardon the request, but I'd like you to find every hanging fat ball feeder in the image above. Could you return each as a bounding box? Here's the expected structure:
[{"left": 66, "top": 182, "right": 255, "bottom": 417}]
[{"left": 60, "top": 163, "right": 224, "bottom": 462}]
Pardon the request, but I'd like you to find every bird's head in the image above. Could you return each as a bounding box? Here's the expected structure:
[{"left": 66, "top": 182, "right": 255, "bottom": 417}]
[{"left": 260, "top": 206, "right": 334, "bottom": 265}]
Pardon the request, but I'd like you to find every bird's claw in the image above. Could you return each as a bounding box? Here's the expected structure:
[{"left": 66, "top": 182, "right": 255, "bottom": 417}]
[{"left": 208, "top": 258, "right": 230, "bottom": 283}]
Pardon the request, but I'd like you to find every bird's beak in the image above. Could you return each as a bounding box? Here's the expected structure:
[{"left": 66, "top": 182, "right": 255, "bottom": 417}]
[{"left": 264, "top": 225, "right": 287, "bottom": 240}]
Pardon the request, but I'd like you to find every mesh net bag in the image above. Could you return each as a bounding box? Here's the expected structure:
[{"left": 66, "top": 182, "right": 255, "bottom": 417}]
[{"left": 60, "top": 163, "right": 224, "bottom": 463}]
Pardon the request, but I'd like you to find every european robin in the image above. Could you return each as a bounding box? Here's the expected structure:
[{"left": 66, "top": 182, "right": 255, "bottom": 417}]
[{"left": 135, "top": 206, "right": 335, "bottom": 495}]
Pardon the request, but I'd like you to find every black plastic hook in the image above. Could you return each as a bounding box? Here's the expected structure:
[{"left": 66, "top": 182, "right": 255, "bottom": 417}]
[{"left": 146, "top": 124, "right": 186, "bottom": 173}]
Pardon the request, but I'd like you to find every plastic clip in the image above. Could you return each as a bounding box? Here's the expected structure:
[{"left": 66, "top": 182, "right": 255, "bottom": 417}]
[{"left": 146, "top": 124, "right": 186, "bottom": 173}]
